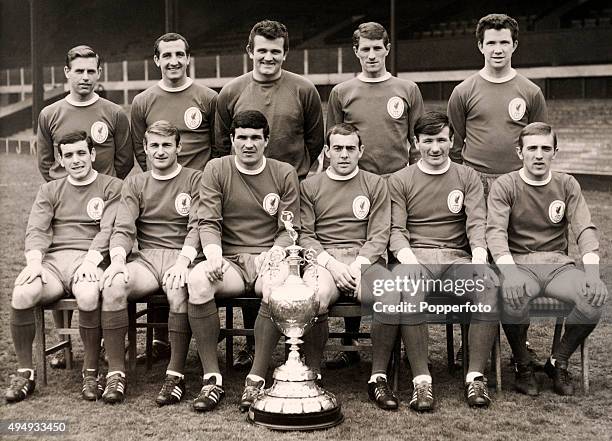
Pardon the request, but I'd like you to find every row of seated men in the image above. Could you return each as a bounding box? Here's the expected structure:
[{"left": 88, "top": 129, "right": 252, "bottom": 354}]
[{"left": 6, "top": 109, "right": 607, "bottom": 417}]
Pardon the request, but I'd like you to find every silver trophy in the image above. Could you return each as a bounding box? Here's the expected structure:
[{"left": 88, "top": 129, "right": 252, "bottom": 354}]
[{"left": 248, "top": 211, "right": 344, "bottom": 431}]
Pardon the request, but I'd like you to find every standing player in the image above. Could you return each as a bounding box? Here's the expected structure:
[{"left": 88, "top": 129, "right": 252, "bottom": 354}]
[
  {"left": 38, "top": 45, "right": 133, "bottom": 182},
  {"left": 388, "top": 112, "right": 499, "bottom": 410},
  {"left": 299, "top": 123, "right": 390, "bottom": 386},
  {"left": 6, "top": 131, "right": 122, "bottom": 403},
  {"left": 325, "top": 22, "right": 424, "bottom": 368},
  {"left": 487, "top": 122, "right": 607, "bottom": 396},
  {"left": 131, "top": 33, "right": 217, "bottom": 361},
  {"left": 447, "top": 14, "right": 548, "bottom": 365},
  {"left": 215, "top": 19, "right": 324, "bottom": 368},
  {"left": 188, "top": 110, "right": 299, "bottom": 413},
  {"left": 99, "top": 121, "right": 201, "bottom": 405}
]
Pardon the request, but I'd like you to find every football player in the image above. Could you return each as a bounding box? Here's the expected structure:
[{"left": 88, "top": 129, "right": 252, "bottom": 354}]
[
  {"left": 188, "top": 110, "right": 299, "bottom": 413},
  {"left": 6, "top": 131, "right": 122, "bottom": 403},
  {"left": 387, "top": 112, "right": 499, "bottom": 410},
  {"left": 299, "top": 123, "right": 391, "bottom": 399},
  {"left": 100, "top": 121, "right": 201, "bottom": 405},
  {"left": 215, "top": 19, "right": 324, "bottom": 369},
  {"left": 325, "top": 22, "right": 424, "bottom": 369},
  {"left": 131, "top": 32, "right": 218, "bottom": 361},
  {"left": 487, "top": 122, "right": 607, "bottom": 396}
]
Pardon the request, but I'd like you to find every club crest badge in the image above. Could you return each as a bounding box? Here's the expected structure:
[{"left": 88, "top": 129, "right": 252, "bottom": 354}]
[
  {"left": 386, "top": 96, "right": 404, "bottom": 119},
  {"left": 86, "top": 197, "right": 104, "bottom": 220},
  {"left": 447, "top": 190, "right": 464, "bottom": 214},
  {"left": 184, "top": 107, "right": 202, "bottom": 130},
  {"left": 508, "top": 97, "right": 527, "bottom": 121},
  {"left": 352, "top": 195, "right": 370, "bottom": 220},
  {"left": 548, "top": 200, "right": 565, "bottom": 223},
  {"left": 175, "top": 193, "right": 191, "bottom": 216},
  {"left": 263, "top": 193, "right": 280, "bottom": 215},
  {"left": 90, "top": 121, "right": 109, "bottom": 144}
]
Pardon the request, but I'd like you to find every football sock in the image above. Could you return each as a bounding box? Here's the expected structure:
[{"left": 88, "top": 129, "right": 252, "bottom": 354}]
[
  {"left": 371, "top": 321, "right": 398, "bottom": 375},
  {"left": 413, "top": 374, "right": 432, "bottom": 385},
  {"left": 466, "top": 371, "right": 484, "bottom": 383},
  {"left": 250, "top": 302, "right": 281, "bottom": 379},
  {"left": 401, "top": 323, "right": 429, "bottom": 377},
  {"left": 188, "top": 301, "right": 220, "bottom": 375},
  {"left": 10, "top": 307, "right": 36, "bottom": 369},
  {"left": 554, "top": 322, "right": 597, "bottom": 365},
  {"left": 242, "top": 304, "right": 259, "bottom": 349},
  {"left": 369, "top": 373, "right": 387, "bottom": 383},
  {"left": 467, "top": 321, "right": 497, "bottom": 375},
  {"left": 167, "top": 311, "right": 191, "bottom": 374},
  {"left": 502, "top": 323, "right": 531, "bottom": 365},
  {"left": 203, "top": 372, "right": 222, "bottom": 386},
  {"left": 152, "top": 305, "right": 169, "bottom": 343},
  {"left": 301, "top": 313, "right": 328, "bottom": 373},
  {"left": 101, "top": 309, "right": 128, "bottom": 373},
  {"left": 78, "top": 308, "right": 101, "bottom": 372},
  {"left": 343, "top": 316, "right": 360, "bottom": 346}
]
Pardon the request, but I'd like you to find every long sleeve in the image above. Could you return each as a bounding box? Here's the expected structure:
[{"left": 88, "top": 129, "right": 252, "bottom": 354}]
[
  {"left": 529, "top": 89, "right": 548, "bottom": 124},
  {"left": 130, "top": 96, "right": 148, "bottom": 171},
  {"left": 298, "top": 180, "right": 325, "bottom": 256},
  {"left": 110, "top": 177, "right": 140, "bottom": 254},
  {"left": 325, "top": 86, "right": 343, "bottom": 130},
  {"left": 447, "top": 87, "right": 466, "bottom": 165},
  {"left": 184, "top": 171, "right": 202, "bottom": 252},
  {"left": 273, "top": 169, "right": 301, "bottom": 249},
  {"left": 407, "top": 86, "right": 425, "bottom": 164},
  {"left": 113, "top": 110, "right": 134, "bottom": 179},
  {"left": 302, "top": 86, "right": 324, "bottom": 164},
  {"left": 359, "top": 177, "right": 391, "bottom": 262},
  {"left": 90, "top": 178, "right": 123, "bottom": 255},
  {"left": 207, "top": 94, "right": 218, "bottom": 158},
  {"left": 25, "top": 184, "right": 54, "bottom": 253},
  {"left": 198, "top": 161, "right": 224, "bottom": 248},
  {"left": 388, "top": 173, "right": 412, "bottom": 256},
  {"left": 565, "top": 177, "right": 598, "bottom": 256},
  {"left": 37, "top": 112, "right": 55, "bottom": 182},
  {"left": 486, "top": 178, "right": 514, "bottom": 261},
  {"left": 214, "top": 89, "right": 233, "bottom": 158},
  {"left": 462, "top": 167, "right": 487, "bottom": 251}
]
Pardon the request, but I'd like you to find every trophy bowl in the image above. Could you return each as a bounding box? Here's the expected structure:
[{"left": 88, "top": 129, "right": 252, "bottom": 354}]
[{"left": 269, "top": 273, "right": 319, "bottom": 340}]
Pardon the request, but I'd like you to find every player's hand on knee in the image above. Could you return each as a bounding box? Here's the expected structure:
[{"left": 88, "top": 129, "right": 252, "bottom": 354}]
[
  {"left": 73, "top": 260, "right": 99, "bottom": 284},
  {"left": 327, "top": 259, "right": 357, "bottom": 293},
  {"left": 163, "top": 256, "right": 190, "bottom": 290},
  {"left": 202, "top": 256, "right": 227, "bottom": 283},
  {"left": 15, "top": 262, "right": 46, "bottom": 286},
  {"left": 101, "top": 261, "right": 129, "bottom": 288},
  {"left": 472, "top": 264, "right": 499, "bottom": 287},
  {"left": 583, "top": 276, "right": 608, "bottom": 307},
  {"left": 502, "top": 280, "right": 526, "bottom": 310}
]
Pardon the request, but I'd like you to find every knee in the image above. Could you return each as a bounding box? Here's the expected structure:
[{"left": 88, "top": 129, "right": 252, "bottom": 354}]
[
  {"left": 316, "top": 287, "right": 335, "bottom": 315},
  {"left": 166, "top": 288, "right": 188, "bottom": 312},
  {"left": 72, "top": 283, "right": 100, "bottom": 311},
  {"left": 187, "top": 268, "right": 214, "bottom": 303},
  {"left": 101, "top": 283, "right": 128, "bottom": 310},
  {"left": 576, "top": 301, "right": 603, "bottom": 324},
  {"left": 11, "top": 284, "right": 40, "bottom": 309}
]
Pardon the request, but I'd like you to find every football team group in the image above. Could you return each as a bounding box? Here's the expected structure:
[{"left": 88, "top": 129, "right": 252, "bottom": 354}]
[{"left": 5, "top": 13, "right": 608, "bottom": 416}]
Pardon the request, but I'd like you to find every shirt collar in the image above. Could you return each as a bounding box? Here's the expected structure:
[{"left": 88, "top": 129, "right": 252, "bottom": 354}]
[
  {"left": 152, "top": 164, "right": 182, "bottom": 180},
  {"left": 65, "top": 93, "right": 99, "bottom": 107},
  {"left": 157, "top": 77, "right": 194, "bottom": 92},
  {"left": 325, "top": 166, "right": 359, "bottom": 181},
  {"left": 68, "top": 170, "right": 98, "bottom": 186},
  {"left": 416, "top": 158, "right": 451, "bottom": 175},
  {"left": 234, "top": 156, "right": 266, "bottom": 175},
  {"left": 357, "top": 72, "right": 392, "bottom": 83},
  {"left": 519, "top": 168, "right": 551, "bottom": 186},
  {"left": 478, "top": 68, "right": 517, "bottom": 84}
]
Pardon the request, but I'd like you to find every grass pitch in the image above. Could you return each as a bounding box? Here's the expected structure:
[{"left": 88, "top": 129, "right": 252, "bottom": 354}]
[{"left": 0, "top": 154, "right": 611, "bottom": 441}]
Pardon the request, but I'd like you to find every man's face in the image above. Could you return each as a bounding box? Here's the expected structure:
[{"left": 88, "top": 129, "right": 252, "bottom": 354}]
[
  {"left": 478, "top": 28, "right": 517, "bottom": 72},
  {"left": 354, "top": 37, "right": 389, "bottom": 78},
  {"left": 144, "top": 133, "right": 181, "bottom": 173},
  {"left": 59, "top": 140, "right": 96, "bottom": 181},
  {"left": 64, "top": 57, "right": 100, "bottom": 98},
  {"left": 232, "top": 127, "right": 268, "bottom": 169},
  {"left": 415, "top": 126, "right": 452, "bottom": 170},
  {"left": 154, "top": 39, "right": 190, "bottom": 84},
  {"left": 325, "top": 133, "right": 363, "bottom": 176},
  {"left": 248, "top": 35, "right": 286, "bottom": 80},
  {"left": 516, "top": 134, "right": 556, "bottom": 181}
]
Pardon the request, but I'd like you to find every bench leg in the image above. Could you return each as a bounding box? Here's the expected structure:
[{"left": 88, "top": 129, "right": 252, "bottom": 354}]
[
  {"left": 581, "top": 338, "right": 589, "bottom": 395},
  {"left": 446, "top": 323, "right": 454, "bottom": 373},
  {"left": 62, "top": 310, "right": 73, "bottom": 370},
  {"left": 146, "top": 305, "right": 153, "bottom": 371},
  {"left": 226, "top": 305, "right": 234, "bottom": 372},
  {"left": 127, "top": 303, "right": 137, "bottom": 374},
  {"left": 34, "top": 307, "right": 47, "bottom": 386},
  {"left": 461, "top": 324, "right": 469, "bottom": 379}
]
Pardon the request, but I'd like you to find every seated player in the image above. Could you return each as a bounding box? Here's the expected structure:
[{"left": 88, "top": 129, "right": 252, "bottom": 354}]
[
  {"left": 100, "top": 121, "right": 201, "bottom": 405},
  {"left": 387, "top": 111, "right": 499, "bottom": 411},
  {"left": 299, "top": 123, "right": 391, "bottom": 390},
  {"left": 487, "top": 122, "right": 607, "bottom": 396},
  {"left": 188, "top": 110, "right": 299, "bottom": 413},
  {"left": 6, "top": 131, "right": 122, "bottom": 403}
]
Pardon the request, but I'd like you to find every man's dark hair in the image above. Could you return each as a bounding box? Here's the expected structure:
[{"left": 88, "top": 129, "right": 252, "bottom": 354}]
[
  {"left": 247, "top": 20, "right": 289, "bottom": 53},
  {"left": 414, "top": 111, "right": 454, "bottom": 140},
  {"left": 57, "top": 131, "right": 93, "bottom": 155},
  {"left": 518, "top": 122, "right": 558, "bottom": 151},
  {"left": 326, "top": 123, "right": 362, "bottom": 147},
  {"left": 230, "top": 110, "right": 270, "bottom": 139},
  {"left": 154, "top": 32, "right": 190, "bottom": 58},
  {"left": 65, "top": 45, "right": 101, "bottom": 69},
  {"left": 352, "top": 22, "right": 389, "bottom": 48},
  {"left": 476, "top": 14, "right": 519, "bottom": 43}
]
